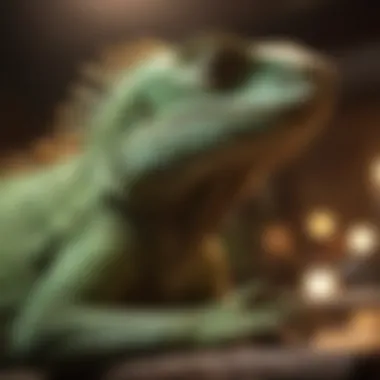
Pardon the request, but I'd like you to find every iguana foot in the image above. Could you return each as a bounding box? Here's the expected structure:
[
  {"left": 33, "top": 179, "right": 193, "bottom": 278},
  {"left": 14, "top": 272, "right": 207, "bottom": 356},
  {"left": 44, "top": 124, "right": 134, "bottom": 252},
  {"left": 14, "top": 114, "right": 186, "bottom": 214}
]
[{"left": 193, "top": 281, "right": 291, "bottom": 345}]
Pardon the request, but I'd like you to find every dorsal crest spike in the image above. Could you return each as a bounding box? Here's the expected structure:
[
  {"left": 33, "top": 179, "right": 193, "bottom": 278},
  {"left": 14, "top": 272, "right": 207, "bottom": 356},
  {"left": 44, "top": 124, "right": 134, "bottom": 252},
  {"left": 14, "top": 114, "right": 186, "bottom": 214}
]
[
  {"left": 54, "top": 38, "right": 170, "bottom": 137},
  {"left": 0, "top": 38, "right": 171, "bottom": 175}
]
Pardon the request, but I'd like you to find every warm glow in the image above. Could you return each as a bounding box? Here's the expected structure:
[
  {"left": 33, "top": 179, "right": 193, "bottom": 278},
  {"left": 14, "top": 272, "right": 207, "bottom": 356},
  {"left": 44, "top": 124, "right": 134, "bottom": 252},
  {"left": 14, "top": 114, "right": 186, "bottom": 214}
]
[
  {"left": 369, "top": 157, "right": 380, "bottom": 189},
  {"left": 261, "top": 224, "right": 294, "bottom": 257},
  {"left": 301, "top": 266, "right": 340, "bottom": 301},
  {"left": 305, "top": 209, "right": 338, "bottom": 242},
  {"left": 346, "top": 223, "right": 378, "bottom": 257}
]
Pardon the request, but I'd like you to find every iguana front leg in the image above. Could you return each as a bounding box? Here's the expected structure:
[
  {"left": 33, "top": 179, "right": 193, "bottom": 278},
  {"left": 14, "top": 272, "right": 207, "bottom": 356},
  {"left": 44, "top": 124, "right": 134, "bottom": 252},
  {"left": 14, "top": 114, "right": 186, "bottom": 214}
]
[
  {"left": 8, "top": 212, "right": 285, "bottom": 361},
  {"left": 29, "top": 296, "right": 282, "bottom": 359}
]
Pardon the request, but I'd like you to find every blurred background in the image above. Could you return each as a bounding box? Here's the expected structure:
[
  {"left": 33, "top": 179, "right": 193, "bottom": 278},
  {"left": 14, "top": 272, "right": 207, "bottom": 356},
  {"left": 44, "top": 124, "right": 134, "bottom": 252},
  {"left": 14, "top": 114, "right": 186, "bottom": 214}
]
[{"left": 2, "top": 0, "right": 380, "bottom": 367}]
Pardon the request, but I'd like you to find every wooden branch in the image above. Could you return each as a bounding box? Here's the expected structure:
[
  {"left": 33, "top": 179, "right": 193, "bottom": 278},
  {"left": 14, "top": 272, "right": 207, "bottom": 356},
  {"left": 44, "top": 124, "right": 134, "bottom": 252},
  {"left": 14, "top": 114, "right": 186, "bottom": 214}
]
[{"left": 106, "top": 347, "right": 353, "bottom": 380}]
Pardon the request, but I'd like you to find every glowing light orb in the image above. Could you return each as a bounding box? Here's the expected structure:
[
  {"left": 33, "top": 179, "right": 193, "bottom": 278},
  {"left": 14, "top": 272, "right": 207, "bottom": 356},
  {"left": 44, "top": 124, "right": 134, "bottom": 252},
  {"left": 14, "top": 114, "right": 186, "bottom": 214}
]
[
  {"left": 346, "top": 223, "right": 378, "bottom": 257},
  {"left": 261, "top": 224, "right": 294, "bottom": 257},
  {"left": 301, "top": 265, "right": 340, "bottom": 301},
  {"left": 305, "top": 209, "right": 338, "bottom": 242}
]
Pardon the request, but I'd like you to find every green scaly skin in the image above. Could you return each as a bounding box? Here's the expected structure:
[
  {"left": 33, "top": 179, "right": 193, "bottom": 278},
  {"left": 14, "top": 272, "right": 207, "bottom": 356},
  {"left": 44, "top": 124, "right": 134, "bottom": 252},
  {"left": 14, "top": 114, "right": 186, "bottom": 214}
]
[{"left": 0, "top": 36, "right": 336, "bottom": 363}]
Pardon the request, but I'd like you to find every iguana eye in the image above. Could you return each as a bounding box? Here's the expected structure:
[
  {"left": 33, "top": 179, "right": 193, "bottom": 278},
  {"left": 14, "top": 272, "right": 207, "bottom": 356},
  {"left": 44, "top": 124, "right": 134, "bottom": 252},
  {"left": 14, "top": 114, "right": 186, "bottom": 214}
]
[
  {"left": 205, "top": 44, "right": 252, "bottom": 91},
  {"left": 178, "top": 34, "right": 252, "bottom": 92}
]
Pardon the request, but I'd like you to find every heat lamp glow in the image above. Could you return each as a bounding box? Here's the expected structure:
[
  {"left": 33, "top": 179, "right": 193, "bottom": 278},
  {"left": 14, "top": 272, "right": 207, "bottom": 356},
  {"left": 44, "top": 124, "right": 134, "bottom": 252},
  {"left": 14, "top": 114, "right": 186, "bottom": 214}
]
[{"left": 302, "top": 266, "right": 340, "bottom": 301}]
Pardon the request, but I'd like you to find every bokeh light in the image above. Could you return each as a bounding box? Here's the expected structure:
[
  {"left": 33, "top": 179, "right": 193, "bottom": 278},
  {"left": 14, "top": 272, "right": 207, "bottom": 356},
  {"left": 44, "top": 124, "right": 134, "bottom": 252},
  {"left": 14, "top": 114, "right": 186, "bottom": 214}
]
[
  {"left": 305, "top": 208, "right": 338, "bottom": 242},
  {"left": 369, "top": 157, "right": 380, "bottom": 190},
  {"left": 261, "top": 223, "right": 294, "bottom": 257},
  {"left": 301, "top": 265, "right": 340, "bottom": 301},
  {"left": 346, "top": 222, "right": 378, "bottom": 257}
]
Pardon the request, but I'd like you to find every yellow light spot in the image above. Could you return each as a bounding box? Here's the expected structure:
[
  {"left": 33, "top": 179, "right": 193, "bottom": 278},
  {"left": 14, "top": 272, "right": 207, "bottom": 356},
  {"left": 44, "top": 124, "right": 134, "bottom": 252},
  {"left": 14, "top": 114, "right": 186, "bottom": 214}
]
[{"left": 305, "top": 209, "right": 338, "bottom": 242}]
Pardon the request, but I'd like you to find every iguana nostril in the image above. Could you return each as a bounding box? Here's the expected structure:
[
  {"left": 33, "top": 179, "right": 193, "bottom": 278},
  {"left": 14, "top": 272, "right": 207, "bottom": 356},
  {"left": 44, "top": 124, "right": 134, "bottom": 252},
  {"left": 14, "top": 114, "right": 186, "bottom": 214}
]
[{"left": 206, "top": 44, "right": 252, "bottom": 92}]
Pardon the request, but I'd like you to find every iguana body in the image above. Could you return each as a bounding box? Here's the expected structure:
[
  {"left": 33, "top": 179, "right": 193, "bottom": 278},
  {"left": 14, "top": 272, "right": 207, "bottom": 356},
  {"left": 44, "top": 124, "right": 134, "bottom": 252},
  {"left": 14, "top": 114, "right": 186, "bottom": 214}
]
[{"left": 0, "top": 35, "right": 336, "bottom": 363}]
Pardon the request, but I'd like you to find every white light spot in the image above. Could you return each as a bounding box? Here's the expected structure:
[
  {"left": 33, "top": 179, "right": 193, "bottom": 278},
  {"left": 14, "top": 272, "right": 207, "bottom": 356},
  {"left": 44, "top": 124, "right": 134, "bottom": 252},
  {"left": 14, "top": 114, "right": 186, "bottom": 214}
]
[
  {"left": 302, "top": 265, "right": 340, "bottom": 301},
  {"left": 346, "top": 222, "right": 378, "bottom": 258}
]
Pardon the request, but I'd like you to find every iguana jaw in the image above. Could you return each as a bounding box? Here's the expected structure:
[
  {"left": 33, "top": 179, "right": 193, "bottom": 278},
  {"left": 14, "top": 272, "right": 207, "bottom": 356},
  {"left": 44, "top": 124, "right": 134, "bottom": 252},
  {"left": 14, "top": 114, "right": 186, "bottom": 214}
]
[{"left": 125, "top": 42, "right": 336, "bottom": 241}]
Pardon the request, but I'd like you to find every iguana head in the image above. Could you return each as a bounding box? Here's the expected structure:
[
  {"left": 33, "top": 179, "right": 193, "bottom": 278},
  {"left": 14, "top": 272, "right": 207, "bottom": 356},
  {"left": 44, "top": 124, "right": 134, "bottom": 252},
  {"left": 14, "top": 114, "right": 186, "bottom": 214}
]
[{"left": 62, "top": 35, "right": 336, "bottom": 235}]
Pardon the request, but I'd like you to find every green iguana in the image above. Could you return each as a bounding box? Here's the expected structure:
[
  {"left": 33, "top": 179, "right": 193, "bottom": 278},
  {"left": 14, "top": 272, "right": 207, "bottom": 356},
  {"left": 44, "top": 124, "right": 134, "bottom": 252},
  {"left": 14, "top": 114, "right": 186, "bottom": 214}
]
[{"left": 0, "top": 34, "right": 336, "bottom": 363}]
